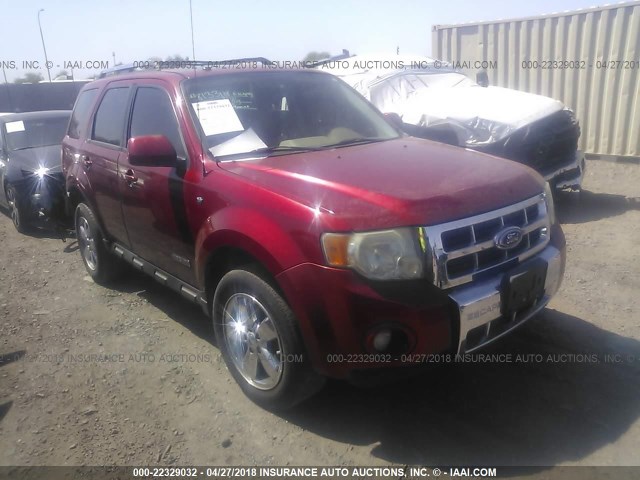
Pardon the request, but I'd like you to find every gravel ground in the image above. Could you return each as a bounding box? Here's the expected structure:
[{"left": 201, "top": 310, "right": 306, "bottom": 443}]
[{"left": 0, "top": 158, "right": 639, "bottom": 469}]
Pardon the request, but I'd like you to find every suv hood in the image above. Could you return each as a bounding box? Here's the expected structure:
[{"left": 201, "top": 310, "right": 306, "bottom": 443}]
[
  {"left": 336, "top": 62, "right": 565, "bottom": 147},
  {"left": 218, "top": 137, "right": 544, "bottom": 230},
  {"left": 398, "top": 85, "right": 564, "bottom": 145},
  {"left": 8, "top": 144, "right": 63, "bottom": 173}
]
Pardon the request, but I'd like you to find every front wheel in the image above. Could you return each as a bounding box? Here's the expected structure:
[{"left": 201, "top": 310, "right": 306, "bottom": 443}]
[
  {"left": 212, "top": 269, "right": 324, "bottom": 410},
  {"left": 75, "top": 203, "right": 124, "bottom": 284},
  {"left": 6, "top": 185, "right": 30, "bottom": 234}
]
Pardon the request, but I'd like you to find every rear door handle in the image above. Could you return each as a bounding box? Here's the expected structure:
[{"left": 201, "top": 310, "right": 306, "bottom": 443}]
[{"left": 124, "top": 169, "right": 138, "bottom": 187}]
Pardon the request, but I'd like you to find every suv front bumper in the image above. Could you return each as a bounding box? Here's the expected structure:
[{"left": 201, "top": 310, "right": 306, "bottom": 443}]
[
  {"left": 544, "top": 150, "right": 585, "bottom": 191},
  {"left": 276, "top": 225, "right": 566, "bottom": 378},
  {"left": 450, "top": 242, "right": 564, "bottom": 354}
]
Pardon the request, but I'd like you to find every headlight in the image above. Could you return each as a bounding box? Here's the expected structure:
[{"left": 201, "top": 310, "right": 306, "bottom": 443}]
[
  {"left": 35, "top": 166, "right": 49, "bottom": 179},
  {"left": 321, "top": 228, "right": 425, "bottom": 280},
  {"left": 544, "top": 182, "right": 557, "bottom": 225}
]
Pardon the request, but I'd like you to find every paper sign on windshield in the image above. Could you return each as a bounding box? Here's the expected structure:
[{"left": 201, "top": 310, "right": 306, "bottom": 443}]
[
  {"left": 192, "top": 99, "right": 244, "bottom": 136},
  {"left": 5, "top": 121, "right": 25, "bottom": 133}
]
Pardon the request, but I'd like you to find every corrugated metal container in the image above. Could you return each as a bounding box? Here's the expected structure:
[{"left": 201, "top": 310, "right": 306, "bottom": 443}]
[{"left": 432, "top": 1, "right": 640, "bottom": 157}]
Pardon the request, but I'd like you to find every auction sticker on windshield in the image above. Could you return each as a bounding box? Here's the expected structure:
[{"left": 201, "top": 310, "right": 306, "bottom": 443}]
[
  {"left": 192, "top": 99, "right": 244, "bottom": 136},
  {"left": 5, "top": 121, "right": 25, "bottom": 133}
]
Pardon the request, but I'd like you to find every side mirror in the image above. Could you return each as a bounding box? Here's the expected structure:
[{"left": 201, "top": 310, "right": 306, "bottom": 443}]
[
  {"left": 384, "top": 112, "right": 404, "bottom": 130},
  {"left": 128, "top": 135, "right": 177, "bottom": 167},
  {"left": 476, "top": 70, "right": 489, "bottom": 87}
]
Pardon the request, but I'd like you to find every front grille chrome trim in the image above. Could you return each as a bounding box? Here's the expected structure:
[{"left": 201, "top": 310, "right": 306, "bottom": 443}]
[{"left": 424, "top": 193, "right": 550, "bottom": 289}]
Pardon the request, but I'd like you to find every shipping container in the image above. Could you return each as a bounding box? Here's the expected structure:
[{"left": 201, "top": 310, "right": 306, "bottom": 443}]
[{"left": 432, "top": 1, "right": 640, "bottom": 158}]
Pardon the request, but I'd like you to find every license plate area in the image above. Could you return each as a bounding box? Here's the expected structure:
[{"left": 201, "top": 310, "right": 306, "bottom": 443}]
[{"left": 502, "top": 260, "right": 548, "bottom": 315}]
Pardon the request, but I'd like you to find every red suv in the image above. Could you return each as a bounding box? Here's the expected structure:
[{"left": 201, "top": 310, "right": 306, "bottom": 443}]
[{"left": 62, "top": 67, "right": 565, "bottom": 409}]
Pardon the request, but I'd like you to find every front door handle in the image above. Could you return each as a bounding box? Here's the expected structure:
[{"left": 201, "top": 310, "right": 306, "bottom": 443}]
[{"left": 123, "top": 169, "right": 138, "bottom": 187}]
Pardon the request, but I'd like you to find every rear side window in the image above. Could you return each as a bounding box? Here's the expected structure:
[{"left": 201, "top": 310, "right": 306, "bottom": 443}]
[
  {"left": 129, "top": 87, "right": 186, "bottom": 157},
  {"left": 92, "top": 87, "right": 130, "bottom": 146},
  {"left": 68, "top": 88, "right": 98, "bottom": 139}
]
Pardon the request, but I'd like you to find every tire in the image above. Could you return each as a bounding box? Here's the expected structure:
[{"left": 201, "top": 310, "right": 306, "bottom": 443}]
[
  {"left": 212, "top": 269, "right": 325, "bottom": 410},
  {"left": 6, "top": 184, "right": 31, "bottom": 234},
  {"left": 75, "top": 203, "right": 124, "bottom": 284}
]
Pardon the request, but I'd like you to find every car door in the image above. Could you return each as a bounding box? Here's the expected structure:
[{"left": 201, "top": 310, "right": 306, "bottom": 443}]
[
  {"left": 119, "top": 83, "right": 195, "bottom": 284},
  {"left": 0, "top": 123, "right": 7, "bottom": 207},
  {"left": 64, "top": 85, "right": 131, "bottom": 244}
]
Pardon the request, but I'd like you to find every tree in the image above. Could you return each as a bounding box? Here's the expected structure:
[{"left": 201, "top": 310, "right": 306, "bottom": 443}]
[
  {"left": 302, "top": 51, "right": 331, "bottom": 63},
  {"left": 14, "top": 72, "right": 44, "bottom": 84},
  {"left": 54, "top": 69, "right": 70, "bottom": 80},
  {"left": 165, "top": 54, "right": 190, "bottom": 62}
]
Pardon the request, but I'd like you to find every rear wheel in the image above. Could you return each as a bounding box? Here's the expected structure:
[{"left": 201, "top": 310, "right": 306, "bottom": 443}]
[
  {"left": 75, "top": 203, "right": 124, "bottom": 284},
  {"left": 212, "top": 269, "right": 324, "bottom": 410},
  {"left": 6, "top": 185, "right": 30, "bottom": 234}
]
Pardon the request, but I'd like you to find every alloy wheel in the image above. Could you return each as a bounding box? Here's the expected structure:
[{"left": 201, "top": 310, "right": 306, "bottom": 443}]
[
  {"left": 6, "top": 187, "right": 20, "bottom": 230},
  {"left": 77, "top": 216, "right": 98, "bottom": 271},
  {"left": 222, "top": 293, "right": 284, "bottom": 390}
]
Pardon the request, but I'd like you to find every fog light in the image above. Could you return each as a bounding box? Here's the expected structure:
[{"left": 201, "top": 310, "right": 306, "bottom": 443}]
[{"left": 373, "top": 329, "right": 392, "bottom": 352}]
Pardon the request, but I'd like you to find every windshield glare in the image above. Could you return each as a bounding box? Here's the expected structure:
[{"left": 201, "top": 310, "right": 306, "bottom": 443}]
[
  {"left": 5, "top": 116, "right": 70, "bottom": 151},
  {"left": 184, "top": 71, "right": 400, "bottom": 158}
]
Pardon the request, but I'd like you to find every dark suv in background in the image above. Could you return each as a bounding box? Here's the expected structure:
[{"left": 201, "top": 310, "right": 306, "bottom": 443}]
[{"left": 63, "top": 67, "right": 565, "bottom": 409}]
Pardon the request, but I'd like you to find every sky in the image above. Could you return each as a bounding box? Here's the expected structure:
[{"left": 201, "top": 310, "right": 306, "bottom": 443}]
[{"left": 0, "top": 0, "right": 615, "bottom": 81}]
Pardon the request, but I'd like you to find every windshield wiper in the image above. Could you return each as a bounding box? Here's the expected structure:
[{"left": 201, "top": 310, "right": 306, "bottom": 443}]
[
  {"left": 251, "top": 145, "right": 325, "bottom": 153},
  {"left": 217, "top": 145, "right": 324, "bottom": 160},
  {"left": 216, "top": 139, "right": 391, "bottom": 160},
  {"left": 323, "top": 137, "right": 391, "bottom": 148},
  {"left": 11, "top": 143, "right": 58, "bottom": 151}
]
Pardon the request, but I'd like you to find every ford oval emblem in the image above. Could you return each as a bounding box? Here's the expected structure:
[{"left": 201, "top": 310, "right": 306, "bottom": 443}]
[{"left": 494, "top": 226, "right": 524, "bottom": 250}]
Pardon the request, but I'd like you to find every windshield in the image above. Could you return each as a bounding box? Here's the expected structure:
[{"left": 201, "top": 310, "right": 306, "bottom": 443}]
[
  {"left": 183, "top": 71, "right": 400, "bottom": 158},
  {"left": 367, "top": 72, "right": 476, "bottom": 92},
  {"left": 411, "top": 72, "right": 476, "bottom": 88},
  {"left": 4, "top": 115, "right": 70, "bottom": 151}
]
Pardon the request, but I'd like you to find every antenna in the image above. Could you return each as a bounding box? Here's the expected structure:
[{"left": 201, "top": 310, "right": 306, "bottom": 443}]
[
  {"left": 189, "top": 0, "right": 196, "bottom": 64},
  {"left": 189, "top": 0, "right": 207, "bottom": 176}
]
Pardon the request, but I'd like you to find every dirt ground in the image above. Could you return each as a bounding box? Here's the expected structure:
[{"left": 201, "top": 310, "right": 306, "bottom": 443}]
[{"left": 0, "top": 158, "right": 639, "bottom": 469}]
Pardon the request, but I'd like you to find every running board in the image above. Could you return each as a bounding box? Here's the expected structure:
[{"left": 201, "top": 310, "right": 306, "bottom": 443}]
[{"left": 111, "top": 243, "right": 209, "bottom": 313}]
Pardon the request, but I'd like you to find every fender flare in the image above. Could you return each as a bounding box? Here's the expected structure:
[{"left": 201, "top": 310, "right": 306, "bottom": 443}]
[
  {"left": 65, "top": 172, "right": 104, "bottom": 231},
  {"left": 195, "top": 206, "right": 308, "bottom": 290}
]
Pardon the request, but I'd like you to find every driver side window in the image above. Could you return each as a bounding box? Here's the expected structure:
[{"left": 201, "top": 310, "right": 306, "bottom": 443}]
[{"left": 129, "top": 87, "right": 186, "bottom": 159}]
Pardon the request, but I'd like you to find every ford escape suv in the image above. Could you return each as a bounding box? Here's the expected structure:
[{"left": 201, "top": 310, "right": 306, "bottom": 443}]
[{"left": 62, "top": 67, "right": 566, "bottom": 409}]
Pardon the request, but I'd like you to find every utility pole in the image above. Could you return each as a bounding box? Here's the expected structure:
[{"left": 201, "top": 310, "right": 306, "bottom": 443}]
[{"left": 37, "top": 9, "right": 52, "bottom": 82}]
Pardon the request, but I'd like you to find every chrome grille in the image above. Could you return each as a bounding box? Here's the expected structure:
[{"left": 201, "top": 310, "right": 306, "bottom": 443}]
[{"left": 424, "top": 193, "right": 551, "bottom": 289}]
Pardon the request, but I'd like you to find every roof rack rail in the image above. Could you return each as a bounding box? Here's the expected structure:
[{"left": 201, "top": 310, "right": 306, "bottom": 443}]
[
  {"left": 97, "top": 57, "right": 275, "bottom": 78},
  {"left": 307, "top": 49, "right": 352, "bottom": 68},
  {"left": 156, "top": 57, "right": 274, "bottom": 70},
  {"left": 97, "top": 63, "right": 143, "bottom": 78}
]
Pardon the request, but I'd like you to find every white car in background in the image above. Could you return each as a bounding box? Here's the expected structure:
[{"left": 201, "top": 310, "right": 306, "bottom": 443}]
[{"left": 316, "top": 53, "right": 585, "bottom": 191}]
